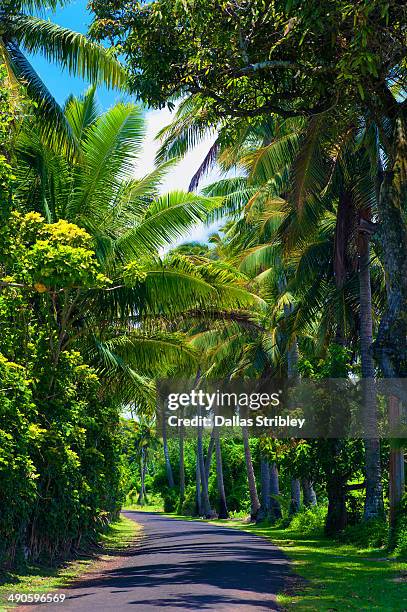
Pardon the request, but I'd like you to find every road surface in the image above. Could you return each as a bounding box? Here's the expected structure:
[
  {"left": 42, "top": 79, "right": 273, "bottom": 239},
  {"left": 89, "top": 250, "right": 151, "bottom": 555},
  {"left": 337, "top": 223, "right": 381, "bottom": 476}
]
[{"left": 23, "top": 511, "right": 291, "bottom": 611}]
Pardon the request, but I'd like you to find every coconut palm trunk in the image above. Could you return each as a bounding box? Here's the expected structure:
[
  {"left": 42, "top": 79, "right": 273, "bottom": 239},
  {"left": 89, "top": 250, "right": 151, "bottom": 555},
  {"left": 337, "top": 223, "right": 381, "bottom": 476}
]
[
  {"left": 214, "top": 429, "right": 228, "bottom": 518},
  {"left": 375, "top": 114, "right": 407, "bottom": 381},
  {"left": 270, "top": 463, "right": 283, "bottom": 520},
  {"left": 179, "top": 420, "right": 185, "bottom": 504},
  {"left": 302, "top": 478, "right": 317, "bottom": 506},
  {"left": 259, "top": 457, "right": 271, "bottom": 519},
  {"left": 204, "top": 427, "right": 216, "bottom": 485},
  {"left": 137, "top": 447, "right": 147, "bottom": 505},
  {"left": 242, "top": 424, "right": 261, "bottom": 521},
  {"left": 289, "top": 478, "right": 301, "bottom": 515},
  {"left": 359, "top": 234, "right": 384, "bottom": 520},
  {"left": 162, "top": 409, "right": 175, "bottom": 488},
  {"left": 287, "top": 333, "right": 303, "bottom": 516},
  {"left": 195, "top": 451, "right": 202, "bottom": 516},
  {"left": 389, "top": 396, "right": 405, "bottom": 526},
  {"left": 197, "top": 414, "right": 213, "bottom": 517}
]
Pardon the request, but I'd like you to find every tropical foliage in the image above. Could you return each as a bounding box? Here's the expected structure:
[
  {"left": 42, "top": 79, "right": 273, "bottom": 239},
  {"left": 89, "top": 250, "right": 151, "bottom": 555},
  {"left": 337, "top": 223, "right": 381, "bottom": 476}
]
[
  {"left": 1, "top": 0, "right": 407, "bottom": 589},
  {"left": 0, "top": 0, "right": 126, "bottom": 144}
]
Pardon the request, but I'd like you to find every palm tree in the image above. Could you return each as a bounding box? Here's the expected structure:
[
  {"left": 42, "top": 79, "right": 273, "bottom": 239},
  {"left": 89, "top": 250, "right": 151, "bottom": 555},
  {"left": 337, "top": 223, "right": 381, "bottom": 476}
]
[
  {"left": 132, "top": 419, "right": 159, "bottom": 505},
  {"left": 196, "top": 407, "right": 213, "bottom": 518},
  {"left": 359, "top": 212, "right": 383, "bottom": 520},
  {"left": 0, "top": 0, "right": 126, "bottom": 144},
  {"left": 160, "top": 101, "right": 387, "bottom": 526},
  {"left": 214, "top": 429, "right": 228, "bottom": 519},
  {"left": 179, "top": 416, "right": 185, "bottom": 505},
  {"left": 162, "top": 411, "right": 175, "bottom": 488},
  {"left": 14, "top": 88, "right": 262, "bottom": 408},
  {"left": 204, "top": 113, "right": 386, "bottom": 523},
  {"left": 270, "top": 463, "right": 283, "bottom": 520},
  {"left": 259, "top": 457, "right": 271, "bottom": 518},
  {"left": 242, "top": 424, "right": 261, "bottom": 521}
]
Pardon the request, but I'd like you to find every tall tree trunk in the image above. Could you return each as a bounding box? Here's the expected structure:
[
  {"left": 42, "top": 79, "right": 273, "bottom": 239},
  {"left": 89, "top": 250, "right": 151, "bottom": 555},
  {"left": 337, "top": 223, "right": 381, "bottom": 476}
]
[
  {"left": 215, "top": 430, "right": 228, "bottom": 519},
  {"left": 375, "top": 114, "right": 407, "bottom": 380},
  {"left": 162, "top": 411, "right": 175, "bottom": 489},
  {"left": 286, "top": 321, "right": 304, "bottom": 516},
  {"left": 287, "top": 339, "right": 299, "bottom": 378},
  {"left": 389, "top": 396, "right": 406, "bottom": 526},
  {"left": 359, "top": 237, "right": 384, "bottom": 520},
  {"left": 242, "top": 424, "right": 261, "bottom": 521},
  {"left": 197, "top": 415, "right": 213, "bottom": 517},
  {"left": 179, "top": 420, "right": 185, "bottom": 504},
  {"left": 289, "top": 478, "right": 301, "bottom": 515},
  {"left": 325, "top": 474, "right": 347, "bottom": 535},
  {"left": 259, "top": 457, "right": 271, "bottom": 520},
  {"left": 302, "top": 478, "right": 317, "bottom": 507},
  {"left": 137, "top": 447, "right": 147, "bottom": 505},
  {"left": 324, "top": 439, "right": 348, "bottom": 534},
  {"left": 270, "top": 463, "right": 283, "bottom": 520},
  {"left": 195, "top": 450, "right": 202, "bottom": 516},
  {"left": 205, "top": 427, "right": 216, "bottom": 485}
]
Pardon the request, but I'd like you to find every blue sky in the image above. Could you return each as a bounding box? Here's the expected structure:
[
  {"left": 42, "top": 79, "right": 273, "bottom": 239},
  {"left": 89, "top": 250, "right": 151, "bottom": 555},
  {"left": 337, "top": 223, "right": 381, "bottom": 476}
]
[
  {"left": 28, "top": 1, "right": 221, "bottom": 242},
  {"left": 30, "top": 0, "right": 120, "bottom": 108}
]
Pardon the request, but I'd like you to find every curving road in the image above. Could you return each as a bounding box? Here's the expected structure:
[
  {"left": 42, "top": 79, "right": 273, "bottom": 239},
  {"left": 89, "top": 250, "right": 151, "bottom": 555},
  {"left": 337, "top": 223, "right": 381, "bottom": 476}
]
[{"left": 23, "top": 511, "right": 291, "bottom": 611}]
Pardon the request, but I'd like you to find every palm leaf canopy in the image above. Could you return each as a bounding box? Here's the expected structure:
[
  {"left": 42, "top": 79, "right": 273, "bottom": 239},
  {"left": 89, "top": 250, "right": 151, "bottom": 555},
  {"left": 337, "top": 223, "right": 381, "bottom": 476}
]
[
  {"left": 14, "top": 89, "right": 264, "bottom": 408},
  {"left": 0, "top": 2, "right": 127, "bottom": 148}
]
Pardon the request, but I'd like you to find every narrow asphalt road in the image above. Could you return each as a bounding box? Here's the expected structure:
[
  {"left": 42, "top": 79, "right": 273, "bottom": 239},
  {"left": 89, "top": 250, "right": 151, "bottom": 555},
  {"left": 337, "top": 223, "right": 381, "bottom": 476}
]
[{"left": 24, "top": 511, "right": 291, "bottom": 611}]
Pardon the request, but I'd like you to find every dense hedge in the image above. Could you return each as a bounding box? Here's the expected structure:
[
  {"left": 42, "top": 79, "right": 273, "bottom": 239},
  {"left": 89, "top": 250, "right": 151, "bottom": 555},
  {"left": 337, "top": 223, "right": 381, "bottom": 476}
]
[
  {"left": 0, "top": 212, "right": 124, "bottom": 567},
  {"left": 0, "top": 355, "right": 37, "bottom": 564},
  {"left": 0, "top": 352, "right": 124, "bottom": 566}
]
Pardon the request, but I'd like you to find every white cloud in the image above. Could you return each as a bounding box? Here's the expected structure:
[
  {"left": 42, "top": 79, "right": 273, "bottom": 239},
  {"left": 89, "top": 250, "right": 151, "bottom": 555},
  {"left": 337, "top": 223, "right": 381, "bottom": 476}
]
[
  {"left": 136, "top": 107, "right": 223, "bottom": 246},
  {"left": 136, "top": 106, "right": 221, "bottom": 192}
]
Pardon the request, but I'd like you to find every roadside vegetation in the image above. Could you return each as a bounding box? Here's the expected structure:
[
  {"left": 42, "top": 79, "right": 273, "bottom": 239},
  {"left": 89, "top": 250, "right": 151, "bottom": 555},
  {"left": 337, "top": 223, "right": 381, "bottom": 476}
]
[
  {"left": 1, "top": 1, "right": 407, "bottom": 609},
  {"left": 0, "top": 517, "right": 140, "bottom": 611},
  {"left": 213, "top": 515, "right": 407, "bottom": 612}
]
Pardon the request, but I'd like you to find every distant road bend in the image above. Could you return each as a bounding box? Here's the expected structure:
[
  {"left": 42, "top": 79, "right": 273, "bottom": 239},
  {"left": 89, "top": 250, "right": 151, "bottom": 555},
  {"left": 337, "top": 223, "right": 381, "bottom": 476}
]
[{"left": 24, "top": 511, "right": 291, "bottom": 611}]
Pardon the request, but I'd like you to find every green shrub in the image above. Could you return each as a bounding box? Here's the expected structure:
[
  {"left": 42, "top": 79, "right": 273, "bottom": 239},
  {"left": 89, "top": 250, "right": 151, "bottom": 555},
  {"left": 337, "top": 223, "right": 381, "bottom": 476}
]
[
  {"left": 346, "top": 489, "right": 365, "bottom": 525},
  {"left": 394, "top": 525, "right": 407, "bottom": 558},
  {"left": 341, "top": 518, "right": 388, "bottom": 549},
  {"left": 0, "top": 349, "right": 124, "bottom": 566},
  {"left": 0, "top": 214, "right": 124, "bottom": 567},
  {"left": 162, "top": 488, "right": 178, "bottom": 513},
  {"left": 289, "top": 505, "right": 327, "bottom": 536},
  {"left": 181, "top": 485, "right": 197, "bottom": 516},
  {"left": 26, "top": 351, "right": 124, "bottom": 563},
  {"left": 0, "top": 355, "right": 37, "bottom": 565},
  {"left": 390, "top": 495, "right": 407, "bottom": 558}
]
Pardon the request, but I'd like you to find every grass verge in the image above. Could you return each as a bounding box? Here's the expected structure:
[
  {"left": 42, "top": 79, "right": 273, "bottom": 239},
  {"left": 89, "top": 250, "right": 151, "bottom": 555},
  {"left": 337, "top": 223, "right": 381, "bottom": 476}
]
[
  {"left": 123, "top": 493, "right": 164, "bottom": 514},
  {"left": 165, "top": 513, "right": 407, "bottom": 611},
  {"left": 0, "top": 515, "right": 141, "bottom": 612},
  {"left": 243, "top": 522, "right": 407, "bottom": 611}
]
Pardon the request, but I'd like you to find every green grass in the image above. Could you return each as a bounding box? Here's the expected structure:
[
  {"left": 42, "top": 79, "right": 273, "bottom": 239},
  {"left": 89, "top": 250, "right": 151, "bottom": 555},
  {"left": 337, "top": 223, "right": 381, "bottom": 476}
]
[
  {"left": 244, "top": 522, "right": 407, "bottom": 611},
  {"left": 165, "top": 513, "right": 407, "bottom": 611},
  {"left": 0, "top": 516, "right": 141, "bottom": 612},
  {"left": 124, "top": 494, "right": 164, "bottom": 513}
]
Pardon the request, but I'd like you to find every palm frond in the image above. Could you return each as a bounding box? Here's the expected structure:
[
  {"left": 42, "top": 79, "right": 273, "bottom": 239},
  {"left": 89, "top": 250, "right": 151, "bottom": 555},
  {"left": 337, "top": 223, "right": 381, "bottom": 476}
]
[
  {"left": 12, "top": 15, "right": 127, "bottom": 89},
  {"left": 64, "top": 85, "right": 100, "bottom": 142},
  {"left": 95, "top": 331, "right": 198, "bottom": 377},
  {"left": 291, "top": 115, "right": 327, "bottom": 213},
  {"left": 115, "top": 192, "right": 215, "bottom": 258},
  {"left": 246, "top": 130, "right": 301, "bottom": 185},
  {"left": 92, "top": 338, "right": 156, "bottom": 408},
  {"left": 155, "top": 94, "right": 214, "bottom": 163},
  {"left": 68, "top": 103, "right": 144, "bottom": 224},
  {"left": 239, "top": 243, "right": 282, "bottom": 277},
  {"left": 188, "top": 139, "right": 221, "bottom": 192},
  {"left": 5, "top": 41, "right": 75, "bottom": 149},
  {"left": 19, "top": 0, "right": 70, "bottom": 11}
]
